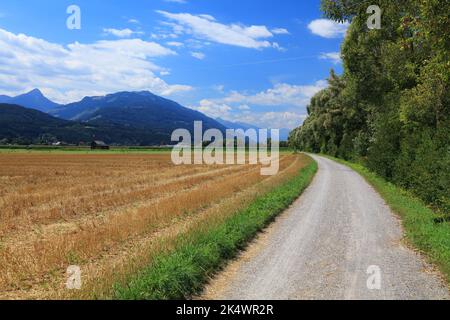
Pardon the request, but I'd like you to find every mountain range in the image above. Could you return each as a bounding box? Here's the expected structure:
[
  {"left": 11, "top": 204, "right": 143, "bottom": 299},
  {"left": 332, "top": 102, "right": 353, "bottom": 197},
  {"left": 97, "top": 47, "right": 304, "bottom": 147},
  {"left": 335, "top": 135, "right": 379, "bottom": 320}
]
[
  {"left": 0, "top": 103, "right": 196, "bottom": 146},
  {"left": 49, "top": 91, "right": 223, "bottom": 134},
  {"left": 0, "top": 89, "right": 290, "bottom": 145}
]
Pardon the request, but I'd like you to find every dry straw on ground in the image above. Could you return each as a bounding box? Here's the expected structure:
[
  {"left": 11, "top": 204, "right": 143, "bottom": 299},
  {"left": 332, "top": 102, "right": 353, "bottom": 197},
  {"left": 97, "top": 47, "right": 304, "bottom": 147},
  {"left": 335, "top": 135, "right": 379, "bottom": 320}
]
[{"left": 0, "top": 152, "right": 308, "bottom": 299}]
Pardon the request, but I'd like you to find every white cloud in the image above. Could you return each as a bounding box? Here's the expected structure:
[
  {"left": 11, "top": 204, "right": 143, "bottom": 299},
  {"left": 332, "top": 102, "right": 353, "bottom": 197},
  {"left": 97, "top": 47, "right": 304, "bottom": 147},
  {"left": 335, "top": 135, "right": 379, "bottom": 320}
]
[
  {"left": 237, "top": 111, "right": 307, "bottom": 129},
  {"left": 166, "top": 41, "right": 184, "bottom": 47},
  {"left": 191, "top": 51, "right": 205, "bottom": 60},
  {"left": 271, "top": 42, "right": 286, "bottom": 52},
  {"left": 237, "top": 104, "right": 250, "bottom": 111},
  {"left": 156, "top": 11, "right": 279, "bottom": 49},
  {"left": 103, "top": 28, "right": 143, "bottom": 38},
  {"left": 192, "top": 81, "right": 327, "bottom": 129},
  {"left": 198, "top": 14, "right": 216, "bottom": 21},
  {"left": 214, "top": 111, "right": 307, "bottom": 130},
  {"left": 308, "top": 19, "right": 349, "bottom": 38},
  {"left": 0, "top": 28, "right": 192, "bottom": 103},
  {"left": 185, "top": 38, "right": 210, "bottom": 49},
  {"left": 193, "top": 99, "right": 232, "bottom": 118},
  {"left": 151, "top": 32, "right": 179, "bottom": 40},
  {"left": 271, "top": 28, "right": 290, "bottom": 35},
  {"left": 319, "top": 52, "right": 342, "bottom": 64},
  {"left": 220, "top": 81, "right": 328, "bottom": 107}
]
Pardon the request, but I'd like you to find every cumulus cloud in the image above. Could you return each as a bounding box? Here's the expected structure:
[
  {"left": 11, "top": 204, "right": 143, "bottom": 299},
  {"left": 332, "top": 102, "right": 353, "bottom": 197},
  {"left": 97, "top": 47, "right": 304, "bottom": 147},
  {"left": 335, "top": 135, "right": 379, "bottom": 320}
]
[
  {"left": 271, "top": 28, "right": 290, "bottom": 35},
  {"left": 156, "top": 11, "right": 280, "bottom": 49},
  {"left": 191, "top": 51, "right": 205, "bottom": 60},
  {"left": 166, "top": 41, "right": 184, "bottom": 47},
  {"left": 207, "top": 109, "right": 307, "bottom": 130},
  {"left": 193, "top": 99, "right": 233, "bottom": 118},
  {"left": 192, "top": 81, "right": 327, "bottom": 129},
  {"left": 319, "top": 52, "right": 342, "bottom": 64},
  {"left": 237, "top": 104, "right": 250, "bottom": 111},
  {"left": 151, "top": 32, "right": 179, "bottom": 40},
  {"left": 220, "top": 81, "right": 328, "bottom": 107},
  {"left": 103, "top": 28, "right": 143, "bottom": 38},
  {"left": 236, "top": 111, "right": 307, "bottom": 129},
  {"left": 308, "top": 19, "right": 349, "bottom": 38},
  {"left": 0, "top": 28, "right": 192, "bottom": 103}
]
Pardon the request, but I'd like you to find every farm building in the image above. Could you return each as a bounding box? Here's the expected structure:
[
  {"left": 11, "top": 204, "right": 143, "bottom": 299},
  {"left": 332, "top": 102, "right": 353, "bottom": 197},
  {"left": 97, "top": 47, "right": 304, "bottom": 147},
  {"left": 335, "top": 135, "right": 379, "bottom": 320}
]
[{"left": 91, "top": 140, "right": 110, "bottom": 150}]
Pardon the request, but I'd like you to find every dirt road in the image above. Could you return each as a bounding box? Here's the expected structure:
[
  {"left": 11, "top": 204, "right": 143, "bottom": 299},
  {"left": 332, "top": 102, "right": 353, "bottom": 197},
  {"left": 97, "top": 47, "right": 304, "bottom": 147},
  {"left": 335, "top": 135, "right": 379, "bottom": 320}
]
[{"left": 203, "top": 155, "right": 449, "bottom": 300}]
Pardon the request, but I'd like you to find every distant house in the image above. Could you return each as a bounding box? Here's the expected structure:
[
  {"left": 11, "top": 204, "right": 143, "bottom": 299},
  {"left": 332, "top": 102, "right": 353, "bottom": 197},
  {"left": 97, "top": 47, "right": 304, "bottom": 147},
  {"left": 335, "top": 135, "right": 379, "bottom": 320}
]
[{"left": 91, "top": 140, "right": 110, "bottom": 150}]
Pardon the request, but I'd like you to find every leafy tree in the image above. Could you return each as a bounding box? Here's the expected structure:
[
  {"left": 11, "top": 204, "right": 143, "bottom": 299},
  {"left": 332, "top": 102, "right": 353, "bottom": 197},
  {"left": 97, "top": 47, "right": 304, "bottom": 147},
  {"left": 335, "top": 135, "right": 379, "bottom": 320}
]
[{"left": 290, "top": 0, "right": 450, "bottom": 212}]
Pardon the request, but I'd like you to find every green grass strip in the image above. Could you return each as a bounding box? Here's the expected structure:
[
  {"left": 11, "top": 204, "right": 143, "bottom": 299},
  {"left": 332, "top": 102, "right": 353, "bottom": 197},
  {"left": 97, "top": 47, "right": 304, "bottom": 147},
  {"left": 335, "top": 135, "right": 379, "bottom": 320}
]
[
  {"left": 325, "top": 155, "right": 450, "bottom": 285},
  {"left": 114, "top": 158, "right": 318, "bottom": 300}
]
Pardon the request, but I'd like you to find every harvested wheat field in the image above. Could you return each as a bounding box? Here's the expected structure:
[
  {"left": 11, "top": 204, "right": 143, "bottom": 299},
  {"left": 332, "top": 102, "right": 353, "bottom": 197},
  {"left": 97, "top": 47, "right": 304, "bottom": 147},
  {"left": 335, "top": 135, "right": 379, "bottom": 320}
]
[{"left": 0, "top": 151, "right": 310, "bottom": 299}]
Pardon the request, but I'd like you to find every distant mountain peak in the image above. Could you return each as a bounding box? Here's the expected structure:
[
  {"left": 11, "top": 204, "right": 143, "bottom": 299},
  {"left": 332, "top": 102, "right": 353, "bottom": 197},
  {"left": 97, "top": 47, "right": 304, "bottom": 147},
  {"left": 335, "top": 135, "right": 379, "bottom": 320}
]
[
  {"left": 26, "top": 88, "right": 46, "bottom": 98},
  {"left": 49, "top": 90, "right": 226, "bottom": 139},
  {"left": 2, "top": 88, "right": 60, "bottom": 113}
]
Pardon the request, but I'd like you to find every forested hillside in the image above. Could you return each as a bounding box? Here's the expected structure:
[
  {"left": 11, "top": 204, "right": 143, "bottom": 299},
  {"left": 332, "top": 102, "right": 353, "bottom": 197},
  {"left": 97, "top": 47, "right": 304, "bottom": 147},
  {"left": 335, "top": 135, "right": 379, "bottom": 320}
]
[
  {"left": 0, "top": 103, "right": 181, "bottom": 146},
  {"left": 290, "top": 0, "right": 449, "bottom": 212}
]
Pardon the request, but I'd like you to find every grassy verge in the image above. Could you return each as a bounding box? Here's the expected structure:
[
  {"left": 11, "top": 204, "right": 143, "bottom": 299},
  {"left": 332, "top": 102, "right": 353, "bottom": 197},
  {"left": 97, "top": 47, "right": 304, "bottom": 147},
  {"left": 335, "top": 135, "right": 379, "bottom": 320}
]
[
  {"left": 324, "top": 155, "right": 450, "bottom": 285},
  {"left": 114, "top": 158, "right": 318, "bottom": 300}
]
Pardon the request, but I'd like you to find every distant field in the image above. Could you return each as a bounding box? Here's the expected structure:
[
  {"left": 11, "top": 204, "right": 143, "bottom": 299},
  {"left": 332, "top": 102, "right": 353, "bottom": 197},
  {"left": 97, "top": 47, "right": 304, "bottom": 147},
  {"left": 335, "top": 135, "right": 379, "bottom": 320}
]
[
  {"left": 0, "top": 145, "right": 172, "bottom": 154},
  {"left": 0, "top": 146, "right": 293, "bottom": 154},
  {"left": 0, "top": 152, "right": 310, "bottom": 299}
]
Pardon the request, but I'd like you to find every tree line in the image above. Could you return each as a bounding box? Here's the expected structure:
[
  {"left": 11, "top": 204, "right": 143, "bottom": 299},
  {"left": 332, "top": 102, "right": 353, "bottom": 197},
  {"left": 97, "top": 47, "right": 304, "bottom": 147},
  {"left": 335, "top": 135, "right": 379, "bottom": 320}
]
[{"left": 289, "top": 0, "right": 449, "bottom": 212}]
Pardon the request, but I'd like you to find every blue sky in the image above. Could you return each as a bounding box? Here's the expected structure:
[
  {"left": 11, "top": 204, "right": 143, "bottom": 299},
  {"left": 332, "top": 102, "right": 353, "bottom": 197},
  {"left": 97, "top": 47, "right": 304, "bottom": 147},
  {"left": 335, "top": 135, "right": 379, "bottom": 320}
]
[{"left": 0, "top": 0, "right": 348, "bottom": 129}]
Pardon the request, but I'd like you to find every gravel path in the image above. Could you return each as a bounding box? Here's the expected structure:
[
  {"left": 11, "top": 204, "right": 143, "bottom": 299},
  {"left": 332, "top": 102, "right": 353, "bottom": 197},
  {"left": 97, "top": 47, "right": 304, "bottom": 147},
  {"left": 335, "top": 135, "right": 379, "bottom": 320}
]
[{"left": 203, "top": 155, "right": 449, "bottom": 300}]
